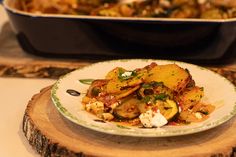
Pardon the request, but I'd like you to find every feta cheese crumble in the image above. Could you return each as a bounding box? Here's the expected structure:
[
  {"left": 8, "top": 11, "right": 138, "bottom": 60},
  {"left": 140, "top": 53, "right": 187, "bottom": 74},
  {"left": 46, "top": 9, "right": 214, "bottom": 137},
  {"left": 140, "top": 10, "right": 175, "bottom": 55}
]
[
  {"left": 85, "top": 101, "right": 104, "bottom": 115},
  {"left": 178, "top": 106, "right": 182, "bottom": 113},
  {"left": 121, "top": 71, "right": 133, "bottom": 77},
  {"left": 195, "top": 112, "right": 203, "bottom": 119},
  {"left": 139, "top": 109, "right": 168, "bottom": 128}
]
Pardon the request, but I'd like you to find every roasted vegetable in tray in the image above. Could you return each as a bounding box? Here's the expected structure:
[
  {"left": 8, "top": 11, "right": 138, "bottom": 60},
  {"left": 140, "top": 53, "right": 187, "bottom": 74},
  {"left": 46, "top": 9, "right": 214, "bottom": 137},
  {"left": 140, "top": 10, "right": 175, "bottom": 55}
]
[
  {"left": 82, "top": 62, "right": 215, "bottom": 128},
  {"left": 15, "top": 0, "right": 236, "bottom": 19}
]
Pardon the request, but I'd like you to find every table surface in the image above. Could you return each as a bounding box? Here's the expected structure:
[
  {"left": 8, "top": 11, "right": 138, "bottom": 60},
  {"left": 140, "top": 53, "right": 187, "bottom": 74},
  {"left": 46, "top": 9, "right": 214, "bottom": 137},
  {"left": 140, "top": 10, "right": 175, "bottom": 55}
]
[{"left": 0, "top": 5, "right": 236, "bottom": 157}]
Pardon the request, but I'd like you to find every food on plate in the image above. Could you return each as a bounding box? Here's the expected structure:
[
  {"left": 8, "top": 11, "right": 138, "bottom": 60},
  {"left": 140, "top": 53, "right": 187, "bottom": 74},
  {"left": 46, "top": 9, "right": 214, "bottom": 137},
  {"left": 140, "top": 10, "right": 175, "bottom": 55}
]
[
  {"left": 82, "top": 62, "right": 215, "bottom": 128},
  {"left": 15, "top": 0, "right": 236, "bottom": 19}
]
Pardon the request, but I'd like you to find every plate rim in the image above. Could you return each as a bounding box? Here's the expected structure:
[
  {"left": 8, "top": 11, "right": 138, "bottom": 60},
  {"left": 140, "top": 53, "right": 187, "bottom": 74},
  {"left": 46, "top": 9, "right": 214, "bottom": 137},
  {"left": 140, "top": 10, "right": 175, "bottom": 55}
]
[{"left": 51, "top": 59, "right": 236, "bottom": 137}]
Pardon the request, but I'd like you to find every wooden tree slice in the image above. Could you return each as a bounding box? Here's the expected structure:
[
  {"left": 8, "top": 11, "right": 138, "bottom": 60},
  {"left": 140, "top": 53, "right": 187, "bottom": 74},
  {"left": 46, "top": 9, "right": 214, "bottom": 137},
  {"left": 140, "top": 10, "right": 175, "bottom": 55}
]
[{"left": 23, "top": 86, "right": 236, "bottom": 157}]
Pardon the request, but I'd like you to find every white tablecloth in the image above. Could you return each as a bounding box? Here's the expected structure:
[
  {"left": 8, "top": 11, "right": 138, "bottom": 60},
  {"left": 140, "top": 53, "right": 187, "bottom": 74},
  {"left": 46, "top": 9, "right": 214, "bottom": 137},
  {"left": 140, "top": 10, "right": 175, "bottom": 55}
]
[
  {"left": 0, "top": 6, "right": 56, "bottom": 157},
  {"left": 0, "top": 77, "right": 55, "bottom": 157}
]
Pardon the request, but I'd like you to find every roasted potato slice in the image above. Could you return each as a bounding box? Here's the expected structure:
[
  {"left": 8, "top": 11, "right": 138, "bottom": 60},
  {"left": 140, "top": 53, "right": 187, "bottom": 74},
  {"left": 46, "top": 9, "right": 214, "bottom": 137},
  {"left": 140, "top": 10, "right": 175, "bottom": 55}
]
[
  {"left": 175, "top": 86, "right": 204, "bottom": 111},
  {"left": 105, "top": 67, "right": 125, "bottom": 80},
  {"left": 179, "top": 109, "right": 212, "bottom": 123},
  {"left": 115, "top": 85, "right": 140, "bottom": 100},
  {"left": 191, "top": 102, "right": 215, "bottom": 115},
  {"left": 105, "top": 68, "right": 148, "bottom": 94},
  {"left": 145, "top": 64, "right": 190, "bottom": 92},
  {"left": 210, "top": 0, "right": 236, "bottom": 8}
]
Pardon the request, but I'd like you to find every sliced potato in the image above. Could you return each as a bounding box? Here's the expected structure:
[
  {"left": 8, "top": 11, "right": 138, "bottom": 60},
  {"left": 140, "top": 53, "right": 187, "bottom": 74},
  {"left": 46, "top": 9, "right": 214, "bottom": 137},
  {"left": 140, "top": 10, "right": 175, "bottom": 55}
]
[
  {"left": 191, "top": 102, "right": 215, "bottom": 115},
  {"left": 179, "top": 110, "right": 209, "bottom": 123},
  {"left": 179, "top": 102, "right": 215, "bottom": 123},
  {"left": 115, "top": 85, "right": 140, "bottom": 99},
  {"left": 210, "top": 0, "right": 236, "bottom": 8},
  {"left": 105, "top": 67, "right": 125, "bottom": 80},
  {"left": 175, "top": 86, "right": 204, "bottom": 111},
  {"left": 105, "top": 68, "right": 148, "bottom": 94},
  {"left": 145, "top": 64, "right": 190, "bottom": 92}
]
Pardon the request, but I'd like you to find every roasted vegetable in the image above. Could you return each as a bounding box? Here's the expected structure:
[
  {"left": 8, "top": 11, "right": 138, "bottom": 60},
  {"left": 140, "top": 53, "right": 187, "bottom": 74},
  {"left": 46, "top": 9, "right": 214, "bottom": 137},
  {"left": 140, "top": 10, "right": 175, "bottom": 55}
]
[
  {"left": 138, "top": 81, "right": 174, "bottom": 100},
  {"left": 86, "top": 79, "right": 108, "bottom": 97},
  {"left": 82, "top": 62, "right": 215, "bottom": 127},
  {"left": 175, "top": 86, "right": 204, "bottom": 111},
  {"left": 105, "top": 67, "right": 147, "bottom": 94},
  {"left": 178, "top": 102, "right": 215, "bottom": 123},
  {"left": 17, "top": 0, "right": 236, "bottom": 19},
  {"left": 145, "top": 64, "right": 191, "bottom": 92},
  {"left": 114, "top": 96, "right": 141, "bottom": 119},
  {"left": 157, "top": 99, "right": 179, "bottom": 121}
]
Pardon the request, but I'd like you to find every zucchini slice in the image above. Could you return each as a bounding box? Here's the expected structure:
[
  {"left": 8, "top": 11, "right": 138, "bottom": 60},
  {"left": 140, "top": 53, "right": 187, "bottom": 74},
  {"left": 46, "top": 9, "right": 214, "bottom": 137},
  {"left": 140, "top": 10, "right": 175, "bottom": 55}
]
[
  {"left": 158, "top": 99, "right": 179, "bottom": 121},
  {"left": 113, "top": 96, "right": 140, "bottom": 119}
]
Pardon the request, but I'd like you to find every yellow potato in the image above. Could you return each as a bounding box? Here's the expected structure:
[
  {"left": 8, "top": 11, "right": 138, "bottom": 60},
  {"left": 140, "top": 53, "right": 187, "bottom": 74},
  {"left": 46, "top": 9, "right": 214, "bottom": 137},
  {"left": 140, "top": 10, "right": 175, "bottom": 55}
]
[
  {"left": 145, "top": 64, "right": 190, "bottom": 92},
  {"left": 105, "top": 67, "right": 125, "bottom": 80},
  {"left": 176, "top": 86, "right": 204, "bottom": 111},
  {"left": 115, "top": 85, "right": 140, "bottom": 99},
  {"left": 105, "top": 68, "right": 148, "bottom": 94}
]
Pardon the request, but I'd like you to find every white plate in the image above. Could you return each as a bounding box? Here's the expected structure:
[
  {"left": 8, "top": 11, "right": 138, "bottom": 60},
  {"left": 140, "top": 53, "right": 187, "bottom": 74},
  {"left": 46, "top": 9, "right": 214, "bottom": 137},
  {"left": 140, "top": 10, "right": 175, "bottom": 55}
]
[{"left": 51, "top": 59, "right": 236, "bottom": 137}]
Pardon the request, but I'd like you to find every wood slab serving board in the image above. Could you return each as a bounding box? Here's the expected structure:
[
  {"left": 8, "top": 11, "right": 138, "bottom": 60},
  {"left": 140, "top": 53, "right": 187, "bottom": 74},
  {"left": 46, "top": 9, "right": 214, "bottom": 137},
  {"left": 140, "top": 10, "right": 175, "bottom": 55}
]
[{"left": 23, "top": 86, "right": 236, "bottom": 157}]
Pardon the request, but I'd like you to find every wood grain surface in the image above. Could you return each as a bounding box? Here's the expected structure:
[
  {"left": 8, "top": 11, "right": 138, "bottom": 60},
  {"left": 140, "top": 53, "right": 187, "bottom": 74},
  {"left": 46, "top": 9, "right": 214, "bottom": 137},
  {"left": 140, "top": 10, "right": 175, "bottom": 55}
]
[{"left": 23, "top": 86, "right": 236, "bottom": 157}]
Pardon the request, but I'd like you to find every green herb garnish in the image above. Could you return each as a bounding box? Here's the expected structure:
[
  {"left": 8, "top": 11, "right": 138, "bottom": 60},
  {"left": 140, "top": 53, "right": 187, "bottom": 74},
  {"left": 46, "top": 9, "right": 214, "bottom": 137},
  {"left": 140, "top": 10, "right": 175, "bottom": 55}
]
[
  {"left": 154, "top": 93, "right": 168, "bottom": 101},
  {"left": 79, "top": 79, "right": 95, "bottom": 85},
  {"left": 199, "top": 110, "right": 209, "bottom": 115},
  {"left": 116, "top": 125, "right": 130, "bottom": 129},
  {"left": 142, "top": 83, "right": 152, "bottom": 88},
  {"left": 118, "top": 68, "right": 137, "bottom": 81},
  {"left": 142, "top": 96, "right": 151, "bottom": 103},
  {"left": 142, "top": 81, "right": 163, "bottom": 88}
]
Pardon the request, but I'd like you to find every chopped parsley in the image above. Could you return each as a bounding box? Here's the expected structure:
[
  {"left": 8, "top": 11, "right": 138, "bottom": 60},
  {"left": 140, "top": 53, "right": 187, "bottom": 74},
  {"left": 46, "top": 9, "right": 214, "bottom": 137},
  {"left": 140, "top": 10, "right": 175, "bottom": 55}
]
[
  {"left": 79, "top": 79, "right": 95, "bottom": 85},
  {"left": 199, "top": 110, "right": 209, "bottom": 115},
  {"left": 154, "top": 93, "right": 168, "bottom": 101},
  {"left": 142, "top": 96, "right": 151, "bottom": 103},
  {"left": 116, "top": 125, "right": 130, "bottom": 129}
]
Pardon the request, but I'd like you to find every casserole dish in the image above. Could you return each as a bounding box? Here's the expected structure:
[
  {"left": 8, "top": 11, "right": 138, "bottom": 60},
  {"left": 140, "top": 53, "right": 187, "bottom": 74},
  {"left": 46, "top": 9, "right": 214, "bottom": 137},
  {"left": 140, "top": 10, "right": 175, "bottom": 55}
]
[{"left": 2, "top": 0, "right": 236, "bottom": 62}]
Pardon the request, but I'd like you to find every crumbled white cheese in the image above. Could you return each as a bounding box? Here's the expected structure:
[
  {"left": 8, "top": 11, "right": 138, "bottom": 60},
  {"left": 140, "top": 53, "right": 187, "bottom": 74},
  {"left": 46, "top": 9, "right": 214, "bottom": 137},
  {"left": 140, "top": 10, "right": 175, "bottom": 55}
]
[
  {"left": 139, "top": 110, "right": 168, "bottom": 128},
  {"left": 195, "top": 112, "right": 203, "bottom": 119},
  {"left": 179, "top": 106, "right": 182, "bottom": 113},
  {"left": 139, "top": 110, "right": 153, "bottom": 128},
  {"left": 85, "top": 101, "right": 104, "bottom": 115},
  {"left": 121, "top": 71, "right": 133, "bottom": 77},
  {"left": 110, "top": 102, "right": 119, "bottom": 109},
  {"left": 151, "top": 110, "right": 168, "bottom": 127},
  {"left": 102, "top": 113, "right": 114, "bottom": 121}
]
